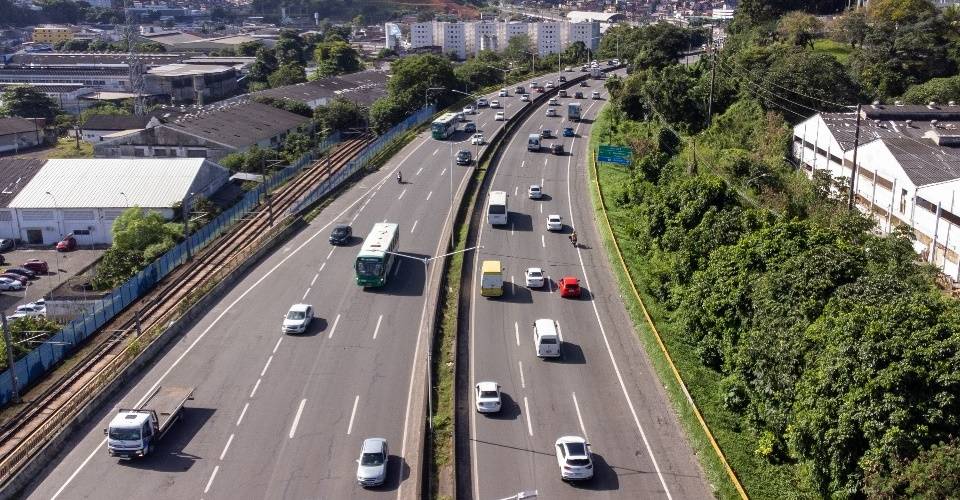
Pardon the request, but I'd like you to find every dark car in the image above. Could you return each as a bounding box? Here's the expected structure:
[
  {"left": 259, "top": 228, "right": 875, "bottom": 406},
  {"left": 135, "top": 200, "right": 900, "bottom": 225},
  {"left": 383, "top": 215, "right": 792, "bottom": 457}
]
[
  {"left": 464, "top": 122, "right": 477, "bottom": 133},
  {"left": 0, "top": 273, "right": 27, "bottom": 286},
  {"left": 456, "top": 149, "right": 472, "bottom": 165},
  {"left": 329, "top": 224, "right": 352, "bottom": 245},
  {"left": 21, "top": 259, "right": 47, "bottom": 274},
  {"left": 56, "top": 236, "right": 76, "bottom": 252},
  {"left": 558, "top": 75, "right": 566, "bottom": 83},
  {"left": 515, "top": 86, "right": 525, "bottom": 94},
  {"left": 540, "top": 129, "right": 552, "bottom": 139},
  {"left": 574, "top": 91, "right": 584, "bottom": 99},
  {"left": 563, "top": 127, "right": 575, "bottom": 137},
  {"left": 551, "top": 143, "right": 564, "bottom": 155},
  {"left": 579, "top": 81, "right": 589, "bottom": 87},
  {"left": 5, "top": 267, "right": 36, "bottom": 280}
]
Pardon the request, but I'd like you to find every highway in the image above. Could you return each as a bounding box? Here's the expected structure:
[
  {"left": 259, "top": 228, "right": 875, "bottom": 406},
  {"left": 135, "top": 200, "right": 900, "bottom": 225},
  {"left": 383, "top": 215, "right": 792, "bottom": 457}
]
[
  {"left": 23, "top": 72, "right": 583, "bottom": 500},
  {"left": 468, "top": 72, "right": 713, "bottom": 499}
]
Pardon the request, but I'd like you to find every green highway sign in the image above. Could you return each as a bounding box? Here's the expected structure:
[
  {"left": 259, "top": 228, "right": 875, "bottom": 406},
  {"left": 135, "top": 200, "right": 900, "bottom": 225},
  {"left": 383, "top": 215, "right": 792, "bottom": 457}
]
[{"left": 598, "top": 145, "right": 632, "bottom": 165}]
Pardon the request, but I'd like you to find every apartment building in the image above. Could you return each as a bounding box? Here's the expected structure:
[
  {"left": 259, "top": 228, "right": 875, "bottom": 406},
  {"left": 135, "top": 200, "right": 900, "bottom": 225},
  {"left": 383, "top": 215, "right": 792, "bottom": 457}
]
[
  {"left": 408, "top": 20, "right": 600, "bottom": 58},
  {"left": 32, "top": 26, "right": 73, "bottom": 44},
  {"left": 436, "top": 22, "right": 467, "bottom": 59},
  {"left": 466, "top": 20, "right": 499, "bottom": 54},
  {"left": 528, "top": 21, "right": 563, "bottom": 55},
  {"left": 563, "top": 21, "right": 602, "bottom": 51},
  {"left": 410, "top": 22, "right": 434, "bottom": 48}
]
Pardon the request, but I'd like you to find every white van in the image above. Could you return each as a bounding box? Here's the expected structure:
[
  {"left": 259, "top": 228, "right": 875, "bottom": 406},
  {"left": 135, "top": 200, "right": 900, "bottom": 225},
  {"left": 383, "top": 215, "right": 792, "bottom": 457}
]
[
  {"left": 533, "top": 319, "right": 561, "bottom": 358},
  {"left": 528, "top": 133, "right": 541, "bottom": 152}
]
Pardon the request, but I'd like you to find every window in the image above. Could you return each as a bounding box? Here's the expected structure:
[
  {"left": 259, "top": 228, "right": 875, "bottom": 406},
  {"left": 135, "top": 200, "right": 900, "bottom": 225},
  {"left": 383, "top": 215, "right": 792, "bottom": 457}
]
[
  {"left": 900, "top": 189, "right": 907, "bottom": 213},
  {"left": 72, "top": 229, "right": 90, "bottom": 235}
]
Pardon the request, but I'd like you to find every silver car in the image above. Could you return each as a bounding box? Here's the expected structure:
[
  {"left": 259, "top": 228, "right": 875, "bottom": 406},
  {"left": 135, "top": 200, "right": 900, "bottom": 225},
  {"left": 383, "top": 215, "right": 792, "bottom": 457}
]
[
  {"left": 555, "top": 436, "right": 594, "bottom": 481},
  {"left": 356, "top": 437, "right": 389, "bottom": 487},
  {"left": 281, "top": 304, "right": 313, "bottom": 334}
]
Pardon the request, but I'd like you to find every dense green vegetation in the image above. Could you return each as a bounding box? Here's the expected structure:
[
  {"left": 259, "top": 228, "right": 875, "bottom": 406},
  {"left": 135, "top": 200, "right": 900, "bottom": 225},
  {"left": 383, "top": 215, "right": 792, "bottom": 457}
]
[{"left": 592, "top": 2, "right": 960, "bottom": 497}]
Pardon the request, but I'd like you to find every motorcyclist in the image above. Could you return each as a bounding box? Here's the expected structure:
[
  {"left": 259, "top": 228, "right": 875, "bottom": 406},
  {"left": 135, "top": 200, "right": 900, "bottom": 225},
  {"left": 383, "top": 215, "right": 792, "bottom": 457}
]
[
  {"left": 397, "top": 171, "right": 402, "bottom": 183},
  {"left": 569, "top": 231, "right": 578, "bottom": 246}
]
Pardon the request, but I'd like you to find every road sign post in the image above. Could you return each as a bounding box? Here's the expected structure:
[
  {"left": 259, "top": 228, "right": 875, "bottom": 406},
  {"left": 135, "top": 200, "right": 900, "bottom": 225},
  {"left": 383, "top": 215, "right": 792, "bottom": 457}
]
[{"left": 597, "top": 144, "right": 632, "bottom": 166}]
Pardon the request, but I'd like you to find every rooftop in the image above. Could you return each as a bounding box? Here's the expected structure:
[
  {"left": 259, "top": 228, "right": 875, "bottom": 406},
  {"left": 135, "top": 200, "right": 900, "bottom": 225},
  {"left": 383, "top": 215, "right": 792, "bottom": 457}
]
[
  {"left": 0, "top": 158, "right": 46, "bottom": 207},
  {"left": 0, "top": 117, "right": 37, "bottom": 136},
  {"left": 254, "top": 69, "right": 388, "bottom": 107},
  {"left": 163, "top": 100, "right": 310, "bottom": 149},
  {"left": 147, "top": 63, "right": 234, "bottom": 77},
  {"left": 81, "top": 114, "right": 154, "bottom": 131},
  {"left": 2, "top": 52, "right": 185, "bottom": 67}
]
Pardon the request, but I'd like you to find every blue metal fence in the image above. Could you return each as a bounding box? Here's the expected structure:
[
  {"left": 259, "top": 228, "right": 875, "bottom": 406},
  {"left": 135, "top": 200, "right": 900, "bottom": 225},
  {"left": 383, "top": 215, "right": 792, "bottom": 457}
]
[
  {"left": 290, "top": 106, "right": 437, "bottom": 215},
  {"left": 0, "top": 131, "right": 342, "bottom": 407}
]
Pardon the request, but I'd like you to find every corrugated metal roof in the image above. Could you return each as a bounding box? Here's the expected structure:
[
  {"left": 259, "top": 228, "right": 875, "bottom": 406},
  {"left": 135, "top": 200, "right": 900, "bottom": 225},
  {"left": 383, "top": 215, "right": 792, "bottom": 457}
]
[{"left": 9, "top": 158, "right": 207, "bottom": 209}]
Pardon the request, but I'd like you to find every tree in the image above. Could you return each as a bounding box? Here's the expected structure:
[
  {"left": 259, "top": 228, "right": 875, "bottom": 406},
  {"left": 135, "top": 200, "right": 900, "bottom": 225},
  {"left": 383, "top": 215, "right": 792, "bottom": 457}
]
[
  {"left": 135, "top": 41, "right": 166, "bottom": 53},
  {"left": 864, "top": 441, "right": 960, "bottom": 498},
  {"left": 275, "top": 29, "right": 306, "bottom": 65},
  {"left": 324, "top": 25, "right": 352, "bottom": 43},
  {"left": 504, "top": 34, "right": 534, "bottom": 68},
  {"left": 777, "top": 11, "right": 823, "bottom": 47},
  {"left": 368, "top": 95, "right": 406, "bottom": 134},
  {"left": 763, "top": 49, "right": 861, "bottom": 113},
  {"left": 830, "top": 10, "right": 869, "bottom": 48},
  {"left": 454, "top": 54, "right": 504, "bottom": 90},
  {"left": 236, "top": 40, "right": 263, "bottom": 57},
  {"left": 316, "top": 97, "right": 366, "bottom": 133},
  {"left": 268, "top": 63, "right": 307, "bottom": 88},
  {"left": 633, "top": 23, "right": 692, "bottom": 70},
  {"left": 93, "top": 208, "right": 180, "bottom": 289},
  {"left": 0, "top": 85, "right": 59, "bottom": 120},
  {"left": 868, "top": 0, "right": 938, "bottom": 23},
  {"left": 249, "top": 47, "right": 278, "bottom": 83},
  {"left": 313, "top": 40, "right": 362, "bottom": 77},
  {"left": 60, "top": 38, "right": 91, "bottom": 52},
  {"left": 387, "top": 54, "right": 458, "bottom": 111},
  {"left": 617, "top": 67, "right": 705, "bottom": 131},
  {"left": 901, "top": 75, "right": 960, "bottom": 104}
]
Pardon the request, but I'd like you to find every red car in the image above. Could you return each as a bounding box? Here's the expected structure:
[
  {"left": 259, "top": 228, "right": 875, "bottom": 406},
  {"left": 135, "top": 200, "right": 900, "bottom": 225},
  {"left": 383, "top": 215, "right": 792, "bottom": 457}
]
[
  {"left": 536, "top": 87, "right": 544, "bottom": 93},
  {"left": 56, "top": 236, "right": 76, "bottom": 252},
  {"left": 21, "top": 259, "right": 48, "bottom": 274},
  {"left": 558, "top": 276, "right": 581, "bottom": 298}
]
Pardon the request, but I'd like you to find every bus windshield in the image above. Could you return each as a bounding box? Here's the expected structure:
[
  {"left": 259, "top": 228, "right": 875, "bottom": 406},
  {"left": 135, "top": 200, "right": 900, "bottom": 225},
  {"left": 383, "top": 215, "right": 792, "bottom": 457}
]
[{"left": 356, "top": 258, "right": 383, "bottom": 277}]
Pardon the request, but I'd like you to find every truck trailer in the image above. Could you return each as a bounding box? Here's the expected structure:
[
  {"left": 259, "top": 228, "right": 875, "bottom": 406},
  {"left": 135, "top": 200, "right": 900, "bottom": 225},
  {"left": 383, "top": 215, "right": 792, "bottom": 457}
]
[
  {"left": 568, "top": 102, "right": 582, "bottom": 122},
  {"left": 105, "top": 386, "right": 194, "bottom": 459}
]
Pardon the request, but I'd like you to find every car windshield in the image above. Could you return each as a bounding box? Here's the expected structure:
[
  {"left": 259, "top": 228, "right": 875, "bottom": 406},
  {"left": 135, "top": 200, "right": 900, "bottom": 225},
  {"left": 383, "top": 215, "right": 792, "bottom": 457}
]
[
  {"left": 333, "top": 227, "right": 348, "bottom": 235},
  {"left": 479, "top": 390, "right": 499, "bottom": 399},
  {"left": 356, "top": 258, "right": 383, "bottom": 277},
  {"left": 109, "top": 427, "right": 140, "bottom": 441},
  {"left": 361, "top": 451, "right": 385, "bottom": 466},
  {"left": 287, "top": 310, "right": 306, "bottom": 320},
  {"left": 529, "top": 271, "right": 542, "bottom": 277}
]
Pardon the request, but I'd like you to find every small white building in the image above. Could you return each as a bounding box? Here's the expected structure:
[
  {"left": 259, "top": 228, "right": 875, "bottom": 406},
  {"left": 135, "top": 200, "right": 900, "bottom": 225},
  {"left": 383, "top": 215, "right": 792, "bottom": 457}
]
[
  {"left": 793, "top": 103, "right": 960, "bottom": 281},
  {"left": 0, "top": 158, "right": 229, "bottom": 246}
]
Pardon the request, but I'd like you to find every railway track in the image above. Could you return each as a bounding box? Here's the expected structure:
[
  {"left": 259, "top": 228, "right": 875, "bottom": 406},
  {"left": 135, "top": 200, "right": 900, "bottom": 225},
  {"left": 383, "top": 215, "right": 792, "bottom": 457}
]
[{"left": 0, "top": 134, "right": 373, "bottom": 485}]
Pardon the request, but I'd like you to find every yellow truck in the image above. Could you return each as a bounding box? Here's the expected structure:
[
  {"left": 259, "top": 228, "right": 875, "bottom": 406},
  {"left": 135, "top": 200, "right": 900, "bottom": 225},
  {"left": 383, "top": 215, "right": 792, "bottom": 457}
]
[{"left": 480, "top": 260, "right": 503, "bottom": 297}]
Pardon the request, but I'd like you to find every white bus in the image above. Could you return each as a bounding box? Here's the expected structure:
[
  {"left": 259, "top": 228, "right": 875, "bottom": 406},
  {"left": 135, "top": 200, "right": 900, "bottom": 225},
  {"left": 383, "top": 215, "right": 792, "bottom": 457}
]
[{"left": 487, "top": 190, "right": 508, "bottom": 225}]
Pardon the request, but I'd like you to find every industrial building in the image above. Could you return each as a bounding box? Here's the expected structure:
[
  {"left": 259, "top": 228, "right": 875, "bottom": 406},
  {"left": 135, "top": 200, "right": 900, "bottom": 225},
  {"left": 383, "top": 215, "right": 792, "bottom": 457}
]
[{"left": 253, "top": 69, "right": 388, "bottom": 109}]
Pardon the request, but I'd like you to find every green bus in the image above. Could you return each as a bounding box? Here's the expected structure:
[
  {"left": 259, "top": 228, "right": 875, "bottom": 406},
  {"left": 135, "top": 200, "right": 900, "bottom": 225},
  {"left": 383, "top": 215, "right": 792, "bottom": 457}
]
[
  {"left": 355, "top": 222, "right": 400, "bottom": 287},
  {"left": 431, "top": 112, "right": 458, "bottom": 140}
]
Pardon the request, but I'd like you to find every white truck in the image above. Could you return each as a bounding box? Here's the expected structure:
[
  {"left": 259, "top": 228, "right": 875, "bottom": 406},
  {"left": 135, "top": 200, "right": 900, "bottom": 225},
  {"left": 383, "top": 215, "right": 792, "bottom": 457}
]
[
  {"left": 105, "top": 386, "right": 194, "bottom": 459},
  {"left": 568, "top": 102, "right": 582, "bottom": 122},
  {"left": 590, "top": 68, "right": 603, "bottom": 79}
]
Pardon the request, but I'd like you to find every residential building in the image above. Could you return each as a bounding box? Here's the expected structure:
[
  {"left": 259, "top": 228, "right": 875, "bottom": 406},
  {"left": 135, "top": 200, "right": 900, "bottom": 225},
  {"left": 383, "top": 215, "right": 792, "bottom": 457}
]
[
  {"left": 436, "top": 22, "right": 467, "bottom": 60},
  {"left": 793, "top": 103, "right": 960, "bottom": 281},
  {"left": 563, "top": 20, "right": 602, "bottom": 51},
  {"left": 466, "top": 20, "right": 499, "bottom": 54},
  {"left": 528, "top": 21, "right": 563, "bottom": 55},
  {"left": 385, "top": 22, "right": 402, "bottom": 50},
  {"left": 409, "top": 20, "right": 601, "bottom": 58},
  {"left": 410, "top": 22, "right": 434, "bottom": 49},
  {"left": 94, "top": 100, "right": 311, "bottom": 162},
  {"left": 498, "top": 21, "right": 529, "bottom": 48},
  {"left": 0, "top": 158, "right": 229, "bottom": 245},
  {"left": 0, "top": 117, "right": 42, "bottom": 154},
  {"left": 32, "top": 26, "right": 73, "bottom": 44}
]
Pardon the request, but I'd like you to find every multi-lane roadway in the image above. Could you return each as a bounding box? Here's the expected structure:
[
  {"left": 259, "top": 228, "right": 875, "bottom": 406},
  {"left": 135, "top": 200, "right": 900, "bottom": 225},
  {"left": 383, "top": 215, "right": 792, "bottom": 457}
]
[
  {"left": 24, "top": 72, "right": 584, "bottom": 500},
  {"left": 468, "top": 72, "right": 713, "bottom": 499}
]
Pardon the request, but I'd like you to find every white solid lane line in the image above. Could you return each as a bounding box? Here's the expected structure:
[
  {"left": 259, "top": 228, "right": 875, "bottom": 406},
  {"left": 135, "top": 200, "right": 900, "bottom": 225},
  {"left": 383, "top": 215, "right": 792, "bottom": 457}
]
[
  {"left": 398, "top": 188, "right": 407, "bottom": 200},
  {"left": 327, "top": 313, "right": 341, "bottom": 339},
  {"left": 219, "top": 433, "right": 235, "bottom": 461},
  {"left": 249, "top": 378, "right": 261, "bottom": 398},
  {"left": 518, "top": 361, "right": 525, "bottom": 388},
  {"left": 514, "top": 322, "right": 519, "bottom": 346},
  {"left": 539, "top": 203, "right": 542, "bottom": 214},
  {"left": 272, "top": 337, "right": 283, "bottom": 354},
  {"left": 260, "top": 356, "right": 273, "bottom": 377},
  {"left": 204, "top": 465, "right": 220, "bottom": 494},
  {"left": 372, "top": 314, "right": 383, "bottom": 339},
  {"left": 572, "top": 392, "right": 589, "bottom": 442},
  {"left": 347, "top": 395, "right": 360, "bottom": 435},
  {"left": 301, "top": 287, "right": 310, "bottom": 300},
  {"left": 411, "top": 220, "right": 418, "bottom": 233},
  {"left": 236, "top": 402, "right": 249, "bottom": 427},
  {"left": 523, "top": 396, "right": 534, "bottom": 436},
  {"left": 289, "top": 398, "right": 307, "bottom": 439}
]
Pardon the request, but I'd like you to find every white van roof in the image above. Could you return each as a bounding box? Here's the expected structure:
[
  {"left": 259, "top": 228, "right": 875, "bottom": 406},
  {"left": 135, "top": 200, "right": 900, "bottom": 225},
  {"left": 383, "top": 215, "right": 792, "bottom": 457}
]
[{"left": 534, "top": 318, "right": 558, "bottom": 337}]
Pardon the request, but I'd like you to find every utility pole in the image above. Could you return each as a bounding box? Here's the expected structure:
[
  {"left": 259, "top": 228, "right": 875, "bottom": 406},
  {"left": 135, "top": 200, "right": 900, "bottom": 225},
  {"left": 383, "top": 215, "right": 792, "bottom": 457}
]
[
  {"left": 2, "top": 315, "right": 20, "bottom": 404},
  {"left": 706, "top": 46, "right": 716, "bottom": 128},
  {"left": 848, "top": 104, "right": 863, "bottom": 211},
  {"left": 183, "top": 192, "right": 193, "bottom": 260}
]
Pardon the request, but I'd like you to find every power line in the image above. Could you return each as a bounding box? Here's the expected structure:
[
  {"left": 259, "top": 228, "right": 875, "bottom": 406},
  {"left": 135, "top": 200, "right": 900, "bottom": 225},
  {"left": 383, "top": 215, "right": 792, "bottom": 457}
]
[
  {"left": 714, "top": 60, "right": 816, "bottom": 120},
  {"left": 717, "top": 54, "right": 854, "bottom": 110}
]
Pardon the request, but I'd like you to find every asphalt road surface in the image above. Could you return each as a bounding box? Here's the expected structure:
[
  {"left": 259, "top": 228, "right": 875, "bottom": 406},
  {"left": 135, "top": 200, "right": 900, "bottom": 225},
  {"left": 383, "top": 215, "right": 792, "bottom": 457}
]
[
  {"left": 24, "top": 72, "right": 586, "bottom": 500},
  {"left": 468, "top": 72, "right": 714, "bottom": 499}
]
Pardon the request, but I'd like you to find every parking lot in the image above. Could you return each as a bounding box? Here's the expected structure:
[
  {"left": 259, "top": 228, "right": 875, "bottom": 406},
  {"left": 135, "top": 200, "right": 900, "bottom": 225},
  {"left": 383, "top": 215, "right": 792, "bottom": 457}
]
[{"left": 0, "top": 248, "right": 104, "bottom": 315}]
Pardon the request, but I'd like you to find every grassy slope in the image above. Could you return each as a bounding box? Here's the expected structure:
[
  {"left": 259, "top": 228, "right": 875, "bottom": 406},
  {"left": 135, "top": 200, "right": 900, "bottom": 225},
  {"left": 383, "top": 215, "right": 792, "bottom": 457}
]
[
  {"left": 588, "top": 107, "right": 809, "bottom": 499},
  {"left": 812, "top": 39, "right": 853, "bottom": 65}
]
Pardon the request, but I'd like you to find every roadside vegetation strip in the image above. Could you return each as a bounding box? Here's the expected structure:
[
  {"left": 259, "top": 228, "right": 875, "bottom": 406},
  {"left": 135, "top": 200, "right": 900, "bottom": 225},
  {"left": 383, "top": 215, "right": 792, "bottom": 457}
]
[{"left": 587, "top": 107, "right": 748, "bottom": 500}]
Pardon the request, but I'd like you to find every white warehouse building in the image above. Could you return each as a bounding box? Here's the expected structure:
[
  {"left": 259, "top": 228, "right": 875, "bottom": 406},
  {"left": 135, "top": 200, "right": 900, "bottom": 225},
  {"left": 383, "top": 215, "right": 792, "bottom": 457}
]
[
  {"left": 0, "top": 158, "right": 229, "bottom": 246},
  {"left": 793, "top": 103, "right": 960, "bottom": 281}
]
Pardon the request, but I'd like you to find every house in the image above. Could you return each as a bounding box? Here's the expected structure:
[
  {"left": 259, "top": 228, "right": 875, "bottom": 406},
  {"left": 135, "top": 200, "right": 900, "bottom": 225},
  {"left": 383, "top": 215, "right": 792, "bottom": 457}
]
[
  {"left": 0, "top": 157, "right": 229, "bottom": 245},
  {"left": 0, "top": 117, "right": 42, "bottom": 153},
  {"left": 80, "top": 114, "right": 157, "bottom": 143},
  {"left": 793, "top": 103, "right": 960, "bottom": 281},
  {"left": 93, "top": 100, "right": 311, "bottom": 162}
]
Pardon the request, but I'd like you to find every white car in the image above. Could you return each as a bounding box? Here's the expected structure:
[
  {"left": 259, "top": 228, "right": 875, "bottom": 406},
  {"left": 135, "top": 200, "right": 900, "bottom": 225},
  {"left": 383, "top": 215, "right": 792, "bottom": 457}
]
[
  {"left": 525, "top": 267, "right": 545, "bottom": 288},
  {"left": 592, "top": 91, "right": 601, "bottom": 99},
  {"left": 490, "top": 100, "right": 500, "bottom": 108},
  {"left": 546, "top": 214, "right": 563, "bottom": 231},
  {"left": 564, "top": 66, "right": 572, "bottom": 72},
  {"left": 0, "top": 277, "right": 23, "bottom": 291},
  {"left": 520, "top": 94, "right": 530, "bottom": 102},
  {"left": 546, "top": 108, "right": 557, "bottom": 117},
  {"left": 528, "top": 184, "right": 542, "bottom": 199},
  {"left": 476, "top": 98, "right": 488, "bottom": 107},
  {"left": 282, "top": 303, "right": 313, "bottom": 334},
  {"left": 498, "top": 89, "right": 508, "bottom": 97},
  {"left": 555, "top": 436, "right": 594, "bottom": 481},
  {"left": 475, "top": 381, "right": 502, "bottom": 413},
  {"left": 471, "top": 133, "right": 485, "bottom": 145},
  {"left": 548, "top": 97, "right": 558, "bottom": 106},
  {"left": 495, "top": 111, "right": 505, "bottom": 121},
  {"left": 545, "top": 82, "right": 554, "bottom": 89},
  {"left": 13, "top": 303, "right": 45, "bottom": 317},
  {"left": 463, "top": 105, "right": 475, "bottom": 114},
  {"left": 457, "top": 112, "right": 466, "bottom": 122},
  {"left": 612, "top": 58, "right": 620, "bottom": 65}
]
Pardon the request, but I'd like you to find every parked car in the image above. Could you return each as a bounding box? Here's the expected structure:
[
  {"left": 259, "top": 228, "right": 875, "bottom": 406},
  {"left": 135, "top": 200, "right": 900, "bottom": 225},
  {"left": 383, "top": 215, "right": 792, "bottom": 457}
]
[
  {"left": 555, "top": 436, "right": 594, "bottom": 481},
  {"left": 14, "top": 303, "right": 45, "bottom": 316},
  {"left": 464, "top": 122, "right": 477, "bottom": 133},
  {"left": 471, "top": 133, "right": 485, "bottom": 145},
  {"left": 356, "top": 438, "right": 389, "bottom": 487},
  {"left": 563, "top": 127, "right": 575, "bottom": 137},
  {"left": 328, "top": 224, "right": 352, "bottom": 245},
  {"left": 0, "top": 273, "right": 27, "bottom": 286},
  {"left": 21, "top": 259, "right": 48, "bottom": 274},
  {"left": 475, "top": 381, "right": 502, "bottom": 413},
  {"left": 0, "top": 278, "right": 23, "bottom": 291},
  {"left": 281, "top": 303, "right": 313, "bottom": 334},
  {"left": 558, "top": 276, "right": 582, "bottom": 298},
  {"left": 0, "top": 239, "right": 13, "bottom": 252},
  {"left": 5, "top": 267, "right": 36, "bottom": 280},
  {"left": 456, "top": 149, "right": 472, "bottom": 166},
  {"left": 551, "top": 143, "right": 564, "bottom": 155},
  {"left": 56, "top": 236, "right": 76, "bottom": 252},
  {"left": 525, "top": 267, "right": 545, "bottom": 287}
]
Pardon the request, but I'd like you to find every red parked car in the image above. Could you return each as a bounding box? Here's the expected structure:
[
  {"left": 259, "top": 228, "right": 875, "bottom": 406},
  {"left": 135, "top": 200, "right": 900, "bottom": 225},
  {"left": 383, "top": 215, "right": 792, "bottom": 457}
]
[
  {"left": 21, "top": 259, "right": 48, "bottom": 274},
  {"left": 56, "top": 236, "right": 76, "bottom": 252},
  {"left": 558, "top": 276, "right": 581, "bottom": 298}
]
